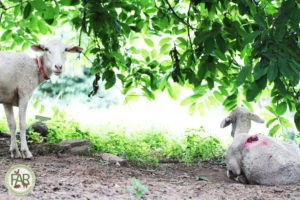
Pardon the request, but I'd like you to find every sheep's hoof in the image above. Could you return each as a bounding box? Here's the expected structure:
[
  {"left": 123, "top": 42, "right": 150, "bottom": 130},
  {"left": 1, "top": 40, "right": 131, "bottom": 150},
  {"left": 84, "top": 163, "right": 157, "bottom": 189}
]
[
  {"left": 10, "top": 148, "right": 22, "bottom": 159},
  {"left": 21, "top": 150, "right": 34, "bottom": 160}
]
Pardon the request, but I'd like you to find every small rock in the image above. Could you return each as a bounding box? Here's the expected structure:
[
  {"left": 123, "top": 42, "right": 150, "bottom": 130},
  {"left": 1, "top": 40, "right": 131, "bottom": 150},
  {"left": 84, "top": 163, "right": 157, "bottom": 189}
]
[
  {"left": 70, "top": 146, "right": 91, "bottom": 156},
  {"left": 52, "top": 186, "right": 60, "bottom": 191},
  {"left": 101, "top": 153, "right": 127, "bottom": 166},
  {"left": 27, "top": 122, "right": 49, "bottom": 137},
  {"left": 57, "top": 139, "right": 92, "bottom": 156},
  {"left": 58, "top": 138, "right": 91, "bottom": 148}
]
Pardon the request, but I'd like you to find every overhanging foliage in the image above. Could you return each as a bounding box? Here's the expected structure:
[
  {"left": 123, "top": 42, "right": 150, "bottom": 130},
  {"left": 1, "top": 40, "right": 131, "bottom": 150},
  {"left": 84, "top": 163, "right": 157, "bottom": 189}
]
[{"left": 0, "top": 0, "right": 299, "bottom": 130}]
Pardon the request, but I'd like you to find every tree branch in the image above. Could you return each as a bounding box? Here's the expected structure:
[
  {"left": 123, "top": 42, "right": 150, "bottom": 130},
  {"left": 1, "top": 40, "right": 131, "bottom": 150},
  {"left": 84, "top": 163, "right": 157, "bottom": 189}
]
[
  {"left": 187, "top": 1, "right": 195, "bottom": 63},
  {"left": 79, "top": 0, "right": 87, "bottom": 47},
  {"left": 88, "top": 73, "right": 101, "bottom": 97},
  {"left": 163, "top": 0, "right": 196, "bottom": 30},
  {"left": 0, "top": 0, "right": 29, "bottom": 11},
  {"left": 0, "top": 12, "right": 3, "bottom": 24},
  {"left": 0, "top": 0, "right": 6, "bottom": 10}
]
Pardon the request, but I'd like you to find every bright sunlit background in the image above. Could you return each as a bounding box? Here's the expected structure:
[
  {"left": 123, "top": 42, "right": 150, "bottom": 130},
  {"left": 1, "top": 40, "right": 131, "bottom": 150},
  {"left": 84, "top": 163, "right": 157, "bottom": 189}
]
[{"left": 0, "top": 24, "right": 288, "bottom": 146}]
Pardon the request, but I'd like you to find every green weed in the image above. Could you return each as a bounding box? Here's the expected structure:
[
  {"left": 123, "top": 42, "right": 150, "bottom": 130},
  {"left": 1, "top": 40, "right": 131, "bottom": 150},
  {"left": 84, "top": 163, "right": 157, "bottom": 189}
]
[{"left": 127, "top": 177, "right": 149, "bottom": 198}]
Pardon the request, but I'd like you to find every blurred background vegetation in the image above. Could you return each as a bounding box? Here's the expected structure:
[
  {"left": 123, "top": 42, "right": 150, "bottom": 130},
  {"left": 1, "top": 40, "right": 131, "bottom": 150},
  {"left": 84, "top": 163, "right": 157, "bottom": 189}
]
[{"left": 0, "top": 0, "right": 299, "bottom": 163}]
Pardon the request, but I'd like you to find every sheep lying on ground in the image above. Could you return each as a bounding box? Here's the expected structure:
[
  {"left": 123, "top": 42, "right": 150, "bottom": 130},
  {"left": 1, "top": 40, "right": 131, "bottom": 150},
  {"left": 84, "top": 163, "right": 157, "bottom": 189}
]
[
  {"left": 221, "top": 106, "right": 300, "bottom": 185},
  {"left": 0, "top": 40, "right": 83, "bottom": 159}
]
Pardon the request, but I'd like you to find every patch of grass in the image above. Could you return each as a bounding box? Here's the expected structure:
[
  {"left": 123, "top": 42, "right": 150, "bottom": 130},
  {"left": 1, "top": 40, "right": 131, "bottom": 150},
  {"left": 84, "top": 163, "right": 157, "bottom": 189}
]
[
  {"left": 44, "top": 114, "right": 225, "bottom": 164},
  {"left": 0, "top": 116, "right": 9, "bottom": 133},
  {"left": 0, "top": 112, "right": 226, "bottom": 164}
]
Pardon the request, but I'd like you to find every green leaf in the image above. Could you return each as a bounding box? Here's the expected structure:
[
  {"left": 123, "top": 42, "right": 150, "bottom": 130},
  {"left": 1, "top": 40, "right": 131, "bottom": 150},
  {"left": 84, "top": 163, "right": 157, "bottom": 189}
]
[
  {"left": 44, "top": 6, "right": 56, "bottom": 20},
  {"left": 159, "top": 43, "right": 171, "bottom": 55},
  {"left": 206, "top": 77, "right": 214, "bottom": 89},
  {"left": 242, "top": 31, "right": 260, "bottom": 47},
  {"left": 161, "top": 60, "right": 173, "bottom": 67},
  {"left": 145, "top": 8, "right": 158, "bottom": 14},
  {"left": 23, "top": 3, "right": 32, "bottom": 19},
  {"left": 204, "top": 36, "right": 215, "bottom": 53},
  {"left": 124, "top": 92, "right": 139, "bottom": 104},
  {"left": 166, "top": 82, "right": 180, "bottom": 100},
  {"left": 176, "top": 28, "right": 186, "bottom": 35},
  {"left": 138, "top": 185, "right": 149, "bottom": 192},
  {"left": 253, "top": 62, "right": 267, "bottom": 81},
  {"left": 243, "top": 100, "right": 253, "bottom": 112},
  {"left": 194, "top": 30, "right": 210, "bottom": 45},
  {"left": 197, "top": 64, "right": 207, "bottom": 84},
  {"left": 197, "top": 102, "right": 205, "bottom": 116},
  {"left": 176, "top": 37, "right": 188, "bottom": 46},
  {"left": 278, "top": 57, "right": 297, "bottom": 82},
  {"left": 289, "top": 60, "right": 300, "bottom": 71},
  {"left": 267, "top": 61, "right": 278, "bottom": 82},
  {"left": 144, "top": 38, "right": 154, "bottom": 47},
  {"left": 214, "top": 49, "right": 226, "bottom": 61},
  {"left": 246, "top": 84, "right": 261, "bottom": 102},
  {"left": 208, "top": 96, "right": 217, "bottom": 106},
  {"left": 103, "top": 70, "right": 116, "bottom": 89},
  {"left": 236, "top": 64, "right": 251, "bottom": 86},
  {"left": 180, "top": 91, "right": 206, "bottom": 106},
  {"left": 274, "top": 78, "right": 287, "bottom": 95},
  {"left": 141, "top": 49, "right": 149, "bottom": 60},
  {"left": 38, "top": 20, "right": 48, "bottom": 35},
  {"left": 142, "top": 87, "right": 155, "bottom": 100},
  {"left": 132, "top": 177, "right": 140, "bottom": 186},
  {"left": 31, "top": 0, "right": 46, "bottom": 10},
  {"left": 269, "top": 124, "right": 281, "bottom": 137},
  {"left": 216, "top": 34, "right": 226, "bottom": 54},
  {"left": 266, "top": 118, "right": 277, "bottom": 128},
  {"left": 61, "top": 0, "right": 80, "bottom": 6},
  {"left": 279, "top": 117, "right": 293, "bottom": 128},
  {"left": 254, "top": 14, "right": 267, "bottom": 28},
  {"left": 151, "top": 49, "right": 157, "bottom": 58},
  {"left": 127, "top": 186, "right": 135, "bottom": 191},
  {"left": 159, "top": 37, "right": 172, "bottom": 46},
  {"left": 213, "top": 91, "right": 224, "bottom": 102},
  {"left": 189, "top": 102, "right": 196, "bottom": 116},
  {"left": 276, "top": 102, "right": 287, "bottom": 115},
  {"left": 295, "top": 111, "right": 300, "bottom": 131},
  {"left": 1, "top": 30, "right": 12, "bottom": 41},
  {"left": 255, "top": 75, "right": 267, "bottom": 90},
  {"left": 136, "top": 191, "right": 142, "bottom": 198},
  {"left": 274, "top": 25, "right": 286, "bottom": 41},
  {"left": 265, "top": 105, "right": 276, "bottom": 116}
]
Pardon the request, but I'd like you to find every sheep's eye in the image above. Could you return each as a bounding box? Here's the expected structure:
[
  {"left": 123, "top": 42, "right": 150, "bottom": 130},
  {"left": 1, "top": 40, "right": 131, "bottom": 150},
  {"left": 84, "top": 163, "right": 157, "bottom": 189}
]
[
  {"left": 44, "top": 48, "right": 49, "bottom": 51},
  {"left": 65, "top": 48, "right": 68, "bottom": 52}
]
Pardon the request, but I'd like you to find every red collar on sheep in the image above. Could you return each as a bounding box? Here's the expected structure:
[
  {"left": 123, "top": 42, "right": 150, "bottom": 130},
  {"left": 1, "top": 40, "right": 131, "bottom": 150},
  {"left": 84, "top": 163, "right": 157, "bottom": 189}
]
[{"left": 37, "top": 56, "right": 50, "bottom": 80}]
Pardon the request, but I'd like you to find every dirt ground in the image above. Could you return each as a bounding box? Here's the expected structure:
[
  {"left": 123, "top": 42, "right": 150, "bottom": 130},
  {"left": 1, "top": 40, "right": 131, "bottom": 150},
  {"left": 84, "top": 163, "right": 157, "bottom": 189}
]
[{"left": 1, "top": 154, "right": 300, "bottom": 200}]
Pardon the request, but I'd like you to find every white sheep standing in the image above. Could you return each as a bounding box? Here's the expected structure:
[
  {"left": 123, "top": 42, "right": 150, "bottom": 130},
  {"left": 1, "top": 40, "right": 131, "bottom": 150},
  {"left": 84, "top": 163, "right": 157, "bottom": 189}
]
[
  {"left": 0, "top": 39, "right": 83, "bottom": 159},
  {"left": 221, "top": 106, "right": 300, "bottom": 185}
]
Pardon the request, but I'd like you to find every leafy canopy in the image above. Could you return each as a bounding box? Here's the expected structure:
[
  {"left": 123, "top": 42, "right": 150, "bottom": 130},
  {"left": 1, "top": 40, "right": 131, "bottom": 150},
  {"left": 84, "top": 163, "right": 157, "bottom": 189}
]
[{"left": 0, "top": 0, "right": 299, "bottom": 130}]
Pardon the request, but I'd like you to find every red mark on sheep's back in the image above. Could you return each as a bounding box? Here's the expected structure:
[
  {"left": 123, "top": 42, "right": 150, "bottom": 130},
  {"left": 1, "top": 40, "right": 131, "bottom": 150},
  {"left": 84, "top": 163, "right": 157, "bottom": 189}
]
[
  {"left": 262, "top": 140, "right": 268, "bottom": 146},
  {"left": 243, "top": 135, "right": 259, "bottom": 147}
]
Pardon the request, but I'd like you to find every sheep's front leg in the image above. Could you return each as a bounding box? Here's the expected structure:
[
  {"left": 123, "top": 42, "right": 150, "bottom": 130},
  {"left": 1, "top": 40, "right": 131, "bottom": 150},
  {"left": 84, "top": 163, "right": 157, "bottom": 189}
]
[
  {"left": 3, "top": 104, "right": 21, "bottom": 158},
  {"left": 19, "top": 98, "right": 33, "bottom": 159}
]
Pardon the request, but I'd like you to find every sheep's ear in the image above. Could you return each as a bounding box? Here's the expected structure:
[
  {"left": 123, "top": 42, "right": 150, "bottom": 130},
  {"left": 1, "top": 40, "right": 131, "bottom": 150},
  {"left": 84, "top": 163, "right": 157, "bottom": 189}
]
[
  {"left": 220, "top": 116, "right": 233, "bottom": 128},
  {"left": 31, "top": 44, "right": 45, "bottom": 52},
  {"left": 249, "top": 113, "right": 264, "bottom": 123},
  {"left": 65, "top": 46, "right": 83, "bottom": 53}
]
